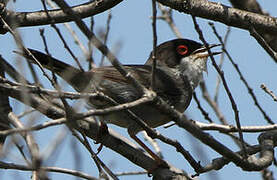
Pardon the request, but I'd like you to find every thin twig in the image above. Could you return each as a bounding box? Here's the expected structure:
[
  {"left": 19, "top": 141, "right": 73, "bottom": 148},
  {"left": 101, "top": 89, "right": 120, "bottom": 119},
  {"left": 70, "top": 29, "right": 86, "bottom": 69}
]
[
  {"left": 115, "top": 171, "right": 147, "bottom": 176},
  {"left": 0, "top": 16, "right": 48, "bottom": 178},
  {"left": 142, "top": 131, "right": 163, "bottom": 159},
  {"left": 191, "top": 15, "right": 247, "bottom": 158},
  {"left": 77, "top": 92, "right": 155, "bottom": 118},
  {"left": 46, "top": 0, "right": 89, "bottom": 59},
  {"left": 199, "top": 82, "right": 228, "bottom": 124},
  {"left": 193, "top": 93, "right": 213, "bottom": 123},
  {"left": 41, "top": 0, "right": 84, "bottom": 72},
  {"left": 88, "top": 16, "right": 96, "bottom": 69},
  {"left": 193, "top": 120, "right": 277, "bottom": 133},
  {"left": 14, "top": 142, "right": 31, "bottom": 166},
  {"left": 151, "top": 0, "right": 157, "bottom": 90},
  {"left": 212, "top": 25, "right": 231, "bottom": 103},
  {"left": 17, "top": 109, "right": 36, "bottom": 119},
  {"left": 261, "top": 84, "right": 277, "bottom": 102},
  {"left": 38, "top": 26, "right": 59, "bottom": 85},
  {"left": 157, "top": 4, "right": 182, "bottom": 38},
  {"left": 0, "top": 118, "right": 66, "bottom": 136},
  {"left": 249, "top": 27, "right": 277, "bottom": 63},
  {"left": 0, "top": 76, "right": 113, "bottom": 101},
  {"left": 0, "top": 16, "right": 59, "bottom": 91},
  {"left": 0, "top": 161, "right": 98, "bottom": 180},
  {"left": 211, "top": 23, "right": 273, "bottom": 124},
  {"left": 80, "top": 133, "right": 109, "bottom": 179},
  {"left": 7, "top": 112, "right": 44, "bottom": 179},
  {"left": 25, "top": 4, "right": 73, "bottom": 128},
  {"left": 70, "top": 129, "right": 118, "bottom": 180},
  {"left": 52, "top": 0, "right": 147, "bottom": 96},
  {"left": 99, "top": 10, "right": 112, "bottom": 66},
  {"left": 41, "top": 127, "right": 68, "bottom": 162}
]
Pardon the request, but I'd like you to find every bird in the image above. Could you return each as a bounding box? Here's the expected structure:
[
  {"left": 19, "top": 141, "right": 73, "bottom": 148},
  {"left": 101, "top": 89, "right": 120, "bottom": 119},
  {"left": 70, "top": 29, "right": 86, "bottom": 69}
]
[{"left": 16, "top": 38, "right": 220, "bottom": 170}]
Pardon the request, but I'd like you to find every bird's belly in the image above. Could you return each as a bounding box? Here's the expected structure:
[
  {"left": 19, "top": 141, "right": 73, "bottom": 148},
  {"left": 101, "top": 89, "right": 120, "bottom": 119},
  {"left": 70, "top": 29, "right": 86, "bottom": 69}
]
[
  {"left": 98, "top": 111, "right": 131, "bottom": 128},
  {"left": 97, "top": 105, "right": 172, "bottom": 133}
]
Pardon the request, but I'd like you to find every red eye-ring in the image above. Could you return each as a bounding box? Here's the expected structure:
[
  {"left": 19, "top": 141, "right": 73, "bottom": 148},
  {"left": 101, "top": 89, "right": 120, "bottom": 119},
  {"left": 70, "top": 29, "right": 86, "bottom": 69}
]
[{"left": 177, "top": 45, "right": 188, "bottom": 55}]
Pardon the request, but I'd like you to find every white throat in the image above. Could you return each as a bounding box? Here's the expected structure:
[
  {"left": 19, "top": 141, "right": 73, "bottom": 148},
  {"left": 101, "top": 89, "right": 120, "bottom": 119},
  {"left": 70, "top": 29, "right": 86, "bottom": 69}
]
[{"left": 179, "top": 56, "right": 208, "bottom": 90}]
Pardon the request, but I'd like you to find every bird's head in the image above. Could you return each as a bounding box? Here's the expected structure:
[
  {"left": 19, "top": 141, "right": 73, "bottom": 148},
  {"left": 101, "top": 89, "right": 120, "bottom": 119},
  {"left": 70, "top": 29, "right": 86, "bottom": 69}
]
[{"left": 146, "top": 39, "right": 221, "bottom": 89}]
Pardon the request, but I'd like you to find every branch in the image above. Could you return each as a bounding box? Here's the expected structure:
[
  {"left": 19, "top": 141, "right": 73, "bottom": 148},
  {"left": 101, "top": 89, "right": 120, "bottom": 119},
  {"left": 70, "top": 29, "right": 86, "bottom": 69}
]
[
  {"left": 0, "top": 0, "right": 123, "bottom": 29},
  {"left": 196, "top": 130, "right": 277, "bottom": 174},
  {"left": 0, "top": 58, "right": 11, "bottom": 148},
  {"left": 210, "top": 24, "right": 274, "bottom": 124},
  {"left": 229, "top": 0, "right": 277, "bottom": 52},
  {"left": 261, "top": 84, "right": 277, "bottom": 102},
  {"left": 193, "top": 120, "right": 277, "bottom": 133},
  {"left": 229, "top": 0, "right": 263, "bottom": 14},
  {"left": 157, "top": 0, "right": 277, "bottom": 35},
  {"left": 0, "top": 69, "right": 184, "bottom": 176},
  {"left": 1, "top": 0, "right": 277, "bottom": 39},
  {"left": 154, "top": 95, "right": 275, "bottom": 171},
  {"left": 0, "top": 161, "right": 98, "bottom": 180},
  {"left": 249, "top": 27, "right": 277, "bottom": 62}
]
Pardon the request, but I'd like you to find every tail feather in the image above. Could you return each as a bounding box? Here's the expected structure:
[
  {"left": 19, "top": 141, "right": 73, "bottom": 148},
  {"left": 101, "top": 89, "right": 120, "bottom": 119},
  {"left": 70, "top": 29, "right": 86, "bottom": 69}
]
[{"left": 16, "top": 49, "right": 91, "bottom": 92}]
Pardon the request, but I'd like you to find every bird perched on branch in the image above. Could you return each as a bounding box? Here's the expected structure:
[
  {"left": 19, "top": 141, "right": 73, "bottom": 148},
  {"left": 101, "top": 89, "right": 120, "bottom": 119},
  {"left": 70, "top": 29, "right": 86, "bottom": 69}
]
[{"left": 16, "top": 38, "right": 220, "bottom": 171}]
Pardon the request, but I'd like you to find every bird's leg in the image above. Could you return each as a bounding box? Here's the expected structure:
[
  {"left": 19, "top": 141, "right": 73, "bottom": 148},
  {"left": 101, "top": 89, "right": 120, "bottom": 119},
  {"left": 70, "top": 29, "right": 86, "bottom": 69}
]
[
  {"left": 128, "top": 129, "right": 169, "bottom": 173},
  {"left": 95, "top": 121, "right": 109, "bottom": 154}
]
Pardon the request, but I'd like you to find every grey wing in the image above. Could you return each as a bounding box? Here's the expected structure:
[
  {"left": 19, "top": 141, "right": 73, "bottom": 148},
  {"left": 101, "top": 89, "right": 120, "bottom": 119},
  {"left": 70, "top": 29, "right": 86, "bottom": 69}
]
[
  {"left": 89, "top": 66, "right": 149, "bottom": 105},
  {"left": 88, "top": 65, "right": 192, "bottom": 111}
]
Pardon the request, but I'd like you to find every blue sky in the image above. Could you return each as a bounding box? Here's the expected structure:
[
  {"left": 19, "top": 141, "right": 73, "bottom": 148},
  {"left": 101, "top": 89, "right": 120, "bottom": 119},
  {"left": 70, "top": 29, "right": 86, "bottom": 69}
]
[{"left": 0, "top": 0, "right": 276, "bottom": 179}]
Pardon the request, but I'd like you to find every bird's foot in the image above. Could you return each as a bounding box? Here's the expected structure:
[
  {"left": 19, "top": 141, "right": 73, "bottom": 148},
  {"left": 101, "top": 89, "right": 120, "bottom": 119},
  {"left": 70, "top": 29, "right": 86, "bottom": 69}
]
[{"left": 94, "top": 122, "right": 109, "bottom": 154}]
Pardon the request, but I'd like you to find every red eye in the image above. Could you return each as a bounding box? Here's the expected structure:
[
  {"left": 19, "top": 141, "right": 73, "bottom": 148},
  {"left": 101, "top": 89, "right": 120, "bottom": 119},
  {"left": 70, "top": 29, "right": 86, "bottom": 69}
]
[{"left": 176, "top": 45, "right": 188, "bottom": 55}]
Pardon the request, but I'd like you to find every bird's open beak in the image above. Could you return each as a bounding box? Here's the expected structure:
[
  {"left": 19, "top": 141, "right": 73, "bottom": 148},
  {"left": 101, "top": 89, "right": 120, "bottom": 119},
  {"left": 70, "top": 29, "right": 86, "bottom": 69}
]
[
  {"left": 192, "top": 44, "right": 222, "bottom": 57},
  {"left": 192, "top": 44, "right": 222, "bottom": 73}
]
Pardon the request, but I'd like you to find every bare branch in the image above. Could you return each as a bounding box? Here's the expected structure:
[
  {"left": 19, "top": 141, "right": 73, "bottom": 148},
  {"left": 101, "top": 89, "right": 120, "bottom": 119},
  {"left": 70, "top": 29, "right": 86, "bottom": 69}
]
[
  {"left": 211, "top": 24, "right": 274, "bottom": 124},
  {"left": 193, "top": 120, "right": 277, "bottom": 133},
  {"left": 157, "top": 0, "right": 277, "bottom": 36},
  {"left": 261, "top": 84, "right": 277, "bottom": 102},
  {"left": 191, "top": 15, "right": 247, "bottom": 158},
  {"left": 0, "top": 161, "right": 98, "bottom": 180},
  {"left": 1, "top": 0, "right": 123, "bottom": 28},
  {"left": 249, "top": 27, "right": 277, "bottom": 62}
]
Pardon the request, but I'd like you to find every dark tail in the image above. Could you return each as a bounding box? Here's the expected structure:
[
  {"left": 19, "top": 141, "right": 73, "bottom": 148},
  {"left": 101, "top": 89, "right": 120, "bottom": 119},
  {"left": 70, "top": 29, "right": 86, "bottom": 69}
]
[{"left": 15, "top": 49, "right": 92, "bottom": 92}]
